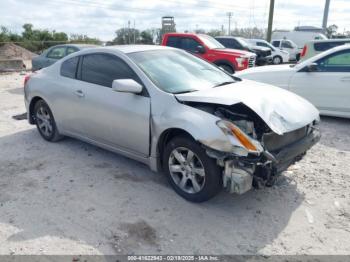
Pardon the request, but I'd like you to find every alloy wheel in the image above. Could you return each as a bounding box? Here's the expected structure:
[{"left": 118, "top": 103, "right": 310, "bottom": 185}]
[
  {"left": 168, "top": 147, "right": 206, "bottom": 194},
  {"left": 36, "top": 106, "right": 53, "bottom": 137}
]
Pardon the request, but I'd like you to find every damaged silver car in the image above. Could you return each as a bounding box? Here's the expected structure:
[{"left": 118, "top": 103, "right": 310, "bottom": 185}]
[{"left": 24, "top": 45, "right": 320, "bottom": 202}]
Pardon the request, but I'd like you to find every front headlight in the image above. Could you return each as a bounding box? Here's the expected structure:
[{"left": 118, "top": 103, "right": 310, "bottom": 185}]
[
  {"left": 216, "top": 120, "right": 263, "bottom": 155},
  {"left": 235, "top": 56, "right": 247, "bottom": 68}
]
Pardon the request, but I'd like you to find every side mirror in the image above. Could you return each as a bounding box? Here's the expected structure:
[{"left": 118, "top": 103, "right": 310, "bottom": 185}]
[
  {"left": 195, "top": 45, "right": 205, "bottom": 54},
  {"left": 112, "top": 79, "right": 143, "bottom": 94},
  {"left": 306, "top": 62, "right": 319, "bottom": 72}
]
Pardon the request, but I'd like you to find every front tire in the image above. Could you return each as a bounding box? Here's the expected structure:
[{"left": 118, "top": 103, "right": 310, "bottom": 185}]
[
  {"left": 272, "top": 55, "right": 282, "bottom": 64},
  {"left": 34, "top": 100, "right": 63, "bottom": 142},
  {"left": 218, "top": 64, "right": 234, "bottom": 74},
  {"left": 163, "top": 136, "right": 222, "bottom": 202}
]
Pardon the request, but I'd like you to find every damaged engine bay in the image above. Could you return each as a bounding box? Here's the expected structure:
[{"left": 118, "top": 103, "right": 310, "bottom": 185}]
[{"left": 184, "top": 101, "right": 320, "bottom": 194}]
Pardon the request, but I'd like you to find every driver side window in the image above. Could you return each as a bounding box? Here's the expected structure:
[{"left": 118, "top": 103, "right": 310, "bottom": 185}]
[
  {"left": 316, "top": 50, "right": 350, "bottom": 72},
  {"left": 281, "top": 41, "right": 293, "bottom": 49},
  {"left": 179, "top": 38, "right": 202, "bottom": 53}
]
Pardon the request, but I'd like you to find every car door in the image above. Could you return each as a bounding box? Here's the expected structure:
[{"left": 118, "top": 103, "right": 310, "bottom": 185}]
[
  {"left": 45, "top": 46, "right": 67, "bottom": 67},
  {"left": 288, "top": 49, "right": 350, "bottom": 114},
  {"left": 179, "top": 37, "right": 205, "bottom": 58},
  {"left": 55, "top": 55, "right": 88, "bottom": 136},
  {"left": 77, "top": 53, "right": 151, "bottom": 156},
  {"left": 280, "top": 40, "right": 294, "bottom": 55}
]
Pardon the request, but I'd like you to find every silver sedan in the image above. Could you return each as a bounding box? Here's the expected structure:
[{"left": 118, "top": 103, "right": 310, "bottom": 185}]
[{"left": 24, "top": 45, "right": 320, "bottom": 202}]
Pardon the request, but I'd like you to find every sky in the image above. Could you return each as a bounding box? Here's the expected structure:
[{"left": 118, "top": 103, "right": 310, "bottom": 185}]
[{"left": 1, "top": 0, "right": 349, "bottom": 41}]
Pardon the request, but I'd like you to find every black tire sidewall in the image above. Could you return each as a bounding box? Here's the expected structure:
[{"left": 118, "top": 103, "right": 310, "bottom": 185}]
[
  {"left": 219, "top": 64, "right": 234, "bottom": 74},
  {"left": 163, "top": 136, "right": 222, "bottom": 202},
  {"left": 34, "top": 100, "right": 59, "bottom": 142}
]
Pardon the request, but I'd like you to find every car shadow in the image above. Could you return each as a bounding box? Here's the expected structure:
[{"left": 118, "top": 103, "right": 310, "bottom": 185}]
[
  {"left": 319, "top": 116, "right": 350, "bottom": 152},
  {"left": 0, "top": 128, "right": 303, "bottom": 255}
]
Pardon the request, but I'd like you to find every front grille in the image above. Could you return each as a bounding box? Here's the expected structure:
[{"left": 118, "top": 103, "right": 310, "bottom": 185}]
[
  {"left": 248, "top": 56, "right": 255, "bottom": 68},
  {"left": 264, "top": 50, "right": 272, "bottom": 56},
  {"left": 262, "top": 126, "right": 308, "bottom": 152}
]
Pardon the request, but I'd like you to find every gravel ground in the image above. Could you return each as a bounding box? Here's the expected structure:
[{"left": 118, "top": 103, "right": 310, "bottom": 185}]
[{"left": 0, "top": 72, "right": 350, "bottom": 255}]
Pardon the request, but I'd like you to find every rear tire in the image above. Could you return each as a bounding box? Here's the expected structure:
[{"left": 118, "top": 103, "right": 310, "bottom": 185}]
[
  {"left": 163, "top": 136, "right": 222, "bottom": 202},
  {"left": 34, "top": 100, "right": 63, "bottom": 142}
]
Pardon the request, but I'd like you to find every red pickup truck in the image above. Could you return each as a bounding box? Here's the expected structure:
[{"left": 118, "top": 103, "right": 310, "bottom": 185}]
[{"left": 161, "top": 33, "right": 256, "bottom": 73}]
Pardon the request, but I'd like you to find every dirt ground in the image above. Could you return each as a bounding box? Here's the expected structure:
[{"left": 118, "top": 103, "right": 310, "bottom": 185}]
[{"left": 0, "top": 72, "right": 350, "bottom": 255}]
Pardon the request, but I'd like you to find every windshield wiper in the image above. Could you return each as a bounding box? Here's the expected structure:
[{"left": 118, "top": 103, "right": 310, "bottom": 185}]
[
  {"left": 213, "top": 81, "right": 235, "bottom": 88},
  {"left": 173, "top": 90, "right": 196, "bottom": 94}
]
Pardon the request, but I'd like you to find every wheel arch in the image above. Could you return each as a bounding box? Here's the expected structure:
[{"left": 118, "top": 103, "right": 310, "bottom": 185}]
[
  {"left": 213, "top": 59, "right": 235, "bottom": 72},
  {"left": 28, "top": 96, "right": 45, "bottom": 124},
  {"left": 156, "top": 128, "right": 196, "bottom": 171}
]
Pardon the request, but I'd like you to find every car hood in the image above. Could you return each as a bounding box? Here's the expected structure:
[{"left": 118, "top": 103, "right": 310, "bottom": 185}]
[
  {"left": 175, "top": 80, "right": 319, "bottom": 135},
  {"left": 212, "top": 48, "right": 255, "bottom": 57},
  {"left": 236, "top": 64, "right": 294, "bottom": 76},
  {"left": 250, "top": 45, "right": 270, "bottom": 52}
]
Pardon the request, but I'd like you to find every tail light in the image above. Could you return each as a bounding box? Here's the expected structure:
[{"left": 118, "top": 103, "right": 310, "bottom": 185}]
[
  {"left": 301, "top": 45, "right": 307, "bottom": 57},
  {"left": 24, "top": 75, "right": 30, "bottom": 87}
]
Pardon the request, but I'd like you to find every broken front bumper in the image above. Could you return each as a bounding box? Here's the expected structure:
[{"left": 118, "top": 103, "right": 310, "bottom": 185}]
[{"left": 223, "top": 128, "right": 320, "bottom": 194}]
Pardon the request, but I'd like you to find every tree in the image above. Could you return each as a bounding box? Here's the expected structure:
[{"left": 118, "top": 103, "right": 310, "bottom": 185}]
[
  {"left": 70, "top": 34, "right": 101, "bottom": 45},
  {"left": 326, "top": 24, "right": 338, "bottom": 38},
  {"left": 207, "top": 29, "right": 222, "bottom": 37},
  {"left": 113, "top": 28, "right": 140, "bottom": 44},
  {"left": 139, "top": 30, "right": 154, "bottom": 44}
]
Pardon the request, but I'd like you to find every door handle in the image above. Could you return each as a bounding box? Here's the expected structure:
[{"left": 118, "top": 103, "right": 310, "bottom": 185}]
[
  {"left": 340, "top": 77, "right": 350, "bottom": 82},
  {"left": 74, "top": 90, "right": 85, "bottom": 97}
]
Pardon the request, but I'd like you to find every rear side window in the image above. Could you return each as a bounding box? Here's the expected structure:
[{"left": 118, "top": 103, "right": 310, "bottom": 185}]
[
  {"left": 166, "top": 36, "right": 179, "bottom": 47},
  {"left": 60, "top": 56, "right": 79, "bottom": 79},
  {"left": 272, "top": 41, "right": 280, "bottom": 47},
  {"left": 314, "top": 41, "right": 349, "bottom": 52},
  {"left": 81, "top": 53, "right": 137, "bottom": 87},
  {"left": 47, "top": 47, "right": 66, "bottom": 59}
]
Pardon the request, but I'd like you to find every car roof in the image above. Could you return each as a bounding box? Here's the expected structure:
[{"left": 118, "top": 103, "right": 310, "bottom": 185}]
[
  {"left": 88, "top": 45, "right": 173, "bottom": 54},
  {"left": 49, "top": 44, "right": 98, "bottom": 49},
  {"left": 215, "top": 36, "right": 238, "bottom": 39},
  {"left": 249, "top": 39, "right": 266, "bottom": 42},
  {"left": 308, "top": 38, "right": 350, "bottom": 44}
]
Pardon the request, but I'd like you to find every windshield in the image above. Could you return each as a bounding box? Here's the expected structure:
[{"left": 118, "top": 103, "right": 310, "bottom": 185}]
[
  {"left": 128, "top": 49, "right": 234, "bottom": 94},
  {"left": 263, "top": 41, "right": 276, "bottom": 51},
  {"left": 236, "top": 37, "right": 251, "bottom": 48},
  {"left": 197, "top": 34, "right": 225, "bottom": 49}
]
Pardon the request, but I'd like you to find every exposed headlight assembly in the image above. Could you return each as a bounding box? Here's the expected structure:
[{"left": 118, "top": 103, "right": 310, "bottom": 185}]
[{"left": 217, "top": 120, "right": 263, "bottom": 156}]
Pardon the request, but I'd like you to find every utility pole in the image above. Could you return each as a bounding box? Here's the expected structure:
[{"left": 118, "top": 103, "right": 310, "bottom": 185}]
[
  {"left": 128, "top": 20, "right": 131, "bottom": 44},
  {"left": 322, "top": 0, "right": 331, "bottom": 32},
  {"left": 266, "top": 0, "right": 275, "bottom": 42},
  {"left": 133, "top": 20, "right": 136, "bottom": 44},
  {"left": 227, "top": 12, "right": 233, "bottom": 35}
]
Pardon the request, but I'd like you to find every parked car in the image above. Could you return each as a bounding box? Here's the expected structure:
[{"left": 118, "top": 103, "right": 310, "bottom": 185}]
[
  {"left": 236, "top": 45, "right": 350, "bottom": 118},
  {"left": 247, "top": 39, "right": 289, "bottom": 64},
  {"left": 161, "top": 33, "right": 256, "bottom": 74},
  {"left": 24, "top": 45, "right": 320, "bottom": 202},
  {"left": 215, "top": 36, "right": 272, "bottom": 66},
  {"left": 271, "top": 39, "right": 301, "bottom": 61},
  {"left": 32, "top": 44, "right": 97, "bottom": 71},
  {"left": 272, "top": 30, "right": 327, "bottom": 49},
  {"left": 300, "top": 39, "right": 350, "bottom": 61}
]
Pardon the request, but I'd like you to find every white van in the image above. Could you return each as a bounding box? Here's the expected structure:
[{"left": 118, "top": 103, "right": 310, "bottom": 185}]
[
  {"left": 248, "top": 39, "right": 290, "bottom": 64},
  {"left": 272, "top": 30, "right": 327, "bottom": 49},
  {"left": 271, "top": 39, "right": 300, "bottom": 61}
]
